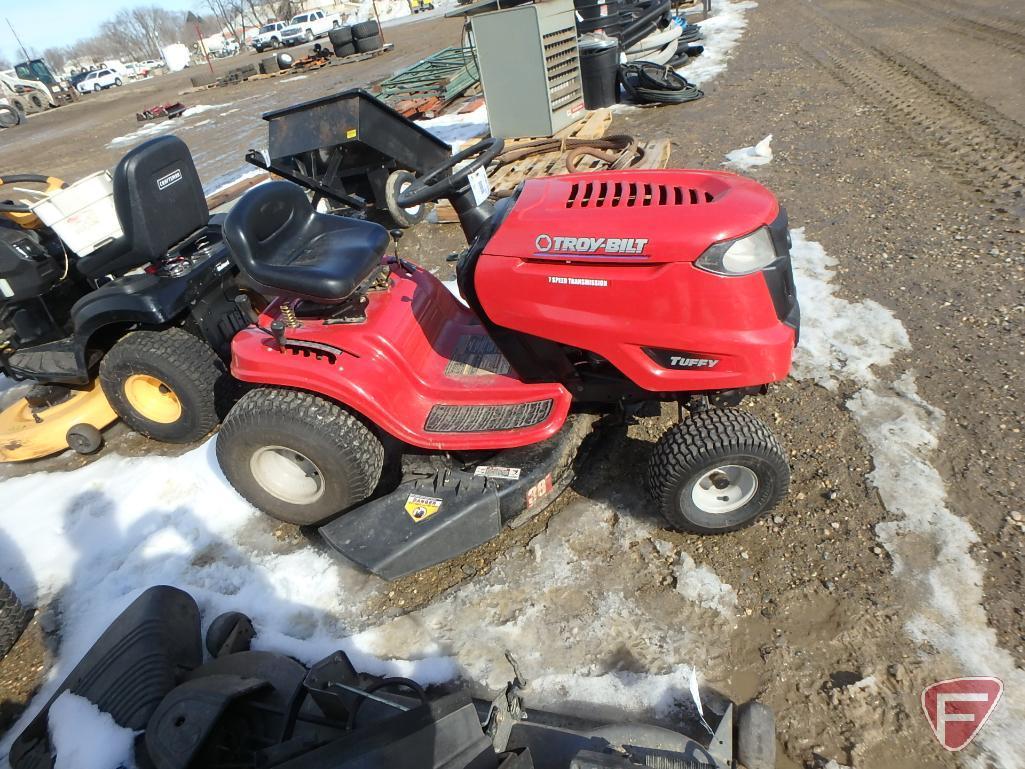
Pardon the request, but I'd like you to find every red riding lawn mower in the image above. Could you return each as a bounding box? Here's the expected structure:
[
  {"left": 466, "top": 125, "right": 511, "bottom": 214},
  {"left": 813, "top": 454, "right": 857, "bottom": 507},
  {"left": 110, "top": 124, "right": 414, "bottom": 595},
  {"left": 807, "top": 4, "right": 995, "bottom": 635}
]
[{"left": 216, "top": 137, "right": 800, "bottom": 579}]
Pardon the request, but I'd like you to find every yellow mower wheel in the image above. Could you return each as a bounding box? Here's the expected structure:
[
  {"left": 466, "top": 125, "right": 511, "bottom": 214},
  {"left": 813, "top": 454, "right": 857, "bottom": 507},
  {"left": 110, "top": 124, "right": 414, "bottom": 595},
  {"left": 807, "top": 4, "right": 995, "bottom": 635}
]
[{"left": 123, "top": 374, "right": 183, "bottom": 424}]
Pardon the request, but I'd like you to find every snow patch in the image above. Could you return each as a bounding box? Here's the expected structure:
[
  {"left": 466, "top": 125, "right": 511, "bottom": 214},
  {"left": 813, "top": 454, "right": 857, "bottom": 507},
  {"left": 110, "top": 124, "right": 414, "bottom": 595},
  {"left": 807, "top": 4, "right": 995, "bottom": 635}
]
[
  {"left": 203, "top": 165, "right": 267, "bottom": 199},
  {"left": 790, "top": 229, "right": 1025, "bottom": 767},
  {"left": 280, "top": 75, "right": 308, "bottom": 83},
  {"left": 106, "top": 103, "right": 230, "bottom": 149},
  {"left": 724, "top": 134, "right": 773, "bottom": 170},
  {"left": 49, "top": 692, "right": 137, "bottom": 769},
  {"left": 418, "top": 104, "right": 489, "bottom": 147},
  {"left": 678, "top": 0, "right": 758, "bottom": 86}
]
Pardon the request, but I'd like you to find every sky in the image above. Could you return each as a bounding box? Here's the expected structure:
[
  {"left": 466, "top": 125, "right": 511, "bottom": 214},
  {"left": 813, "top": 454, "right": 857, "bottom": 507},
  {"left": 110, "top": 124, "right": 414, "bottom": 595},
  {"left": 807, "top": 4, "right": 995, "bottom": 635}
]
[{"left": 1, "top": 0, "right": 199, "bottom": 63}]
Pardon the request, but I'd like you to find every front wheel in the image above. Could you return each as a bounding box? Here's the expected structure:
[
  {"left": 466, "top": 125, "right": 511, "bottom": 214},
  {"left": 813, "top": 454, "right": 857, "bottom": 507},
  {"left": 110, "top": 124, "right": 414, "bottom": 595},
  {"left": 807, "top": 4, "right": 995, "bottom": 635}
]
[
  {"left": 645, "top": 408, "right": 789, "bottom": 534},
  {"left": 305, "top": 29, "right": 314, "bottom": 41},
  {"left": 100, "top": 328, "right": 225, "bottom": 443},
  {"left": 216, "top": 389, "right": 384, "bottom": 526}
]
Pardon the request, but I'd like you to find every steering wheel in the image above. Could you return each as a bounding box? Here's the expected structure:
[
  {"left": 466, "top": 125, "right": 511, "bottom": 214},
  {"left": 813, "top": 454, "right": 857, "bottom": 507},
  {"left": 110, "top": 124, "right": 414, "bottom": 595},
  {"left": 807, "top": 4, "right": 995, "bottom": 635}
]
[
  {"left": 0, "top": 175, "right": 67, "bottom": 226},
  {"left": 395, "top": 137, "right": 504, "bottom": 208}
]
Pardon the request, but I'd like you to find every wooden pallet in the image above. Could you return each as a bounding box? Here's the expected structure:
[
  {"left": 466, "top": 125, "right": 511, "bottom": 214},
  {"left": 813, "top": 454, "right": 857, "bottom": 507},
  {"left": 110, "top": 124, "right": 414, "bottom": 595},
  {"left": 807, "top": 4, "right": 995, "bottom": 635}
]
[{"left": 435, "top": 111, "right": 673, "bottom": 223}]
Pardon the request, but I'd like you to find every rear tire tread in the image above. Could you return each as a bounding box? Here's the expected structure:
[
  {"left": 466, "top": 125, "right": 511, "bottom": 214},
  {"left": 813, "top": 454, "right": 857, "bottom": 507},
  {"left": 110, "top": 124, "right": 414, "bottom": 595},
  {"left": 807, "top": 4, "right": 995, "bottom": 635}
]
[{"left": 0, "top": 579, "right": 31, "bottom": 660}]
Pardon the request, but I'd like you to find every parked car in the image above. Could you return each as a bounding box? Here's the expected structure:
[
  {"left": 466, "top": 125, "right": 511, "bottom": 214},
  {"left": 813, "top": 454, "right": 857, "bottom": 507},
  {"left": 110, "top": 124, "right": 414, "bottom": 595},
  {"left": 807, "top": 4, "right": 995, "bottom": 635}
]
[
  {"left": 280, "top": 10, "right": 342, "bottom": 46},
  {"left": 75, "top": 68, "right": 123, "bottom": 93},
  {"left": 252, "top": 21, "right": 287, "bottom": 52}
]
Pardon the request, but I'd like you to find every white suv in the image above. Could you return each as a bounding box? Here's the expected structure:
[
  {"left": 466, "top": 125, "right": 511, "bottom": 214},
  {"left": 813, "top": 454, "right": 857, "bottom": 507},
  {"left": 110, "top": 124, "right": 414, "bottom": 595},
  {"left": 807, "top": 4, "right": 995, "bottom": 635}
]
[
  {"left": 252, "top": 22, "right": 287, "bottom": 52},
  {"left": 76, "top": 69, "right": 122, "bottom": 93}
]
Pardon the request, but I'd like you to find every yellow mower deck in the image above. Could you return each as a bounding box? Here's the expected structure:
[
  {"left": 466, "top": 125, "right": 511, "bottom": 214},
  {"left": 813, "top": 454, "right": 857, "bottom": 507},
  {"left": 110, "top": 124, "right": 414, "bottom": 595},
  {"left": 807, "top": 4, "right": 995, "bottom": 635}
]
[{"left": 0, "top": 382, "right": 117, "bottom": 462}]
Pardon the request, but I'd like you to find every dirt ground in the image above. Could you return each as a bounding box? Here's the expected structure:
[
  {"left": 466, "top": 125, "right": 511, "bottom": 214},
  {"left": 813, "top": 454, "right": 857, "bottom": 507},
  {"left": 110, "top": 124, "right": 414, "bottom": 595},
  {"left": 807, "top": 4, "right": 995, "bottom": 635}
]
[{"left": 2, "top": 1, "right": 1025, "bottom": 767}]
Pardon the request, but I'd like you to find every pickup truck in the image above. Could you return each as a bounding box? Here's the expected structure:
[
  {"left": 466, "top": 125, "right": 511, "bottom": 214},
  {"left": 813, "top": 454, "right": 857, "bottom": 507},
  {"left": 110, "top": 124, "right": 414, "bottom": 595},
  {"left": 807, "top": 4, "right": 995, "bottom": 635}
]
[
  {"left": 280, "top": 10, "right": 342, "bottom": 46},
  {"left": 251, "top": 21, "right": 287, "bottom": 52}
]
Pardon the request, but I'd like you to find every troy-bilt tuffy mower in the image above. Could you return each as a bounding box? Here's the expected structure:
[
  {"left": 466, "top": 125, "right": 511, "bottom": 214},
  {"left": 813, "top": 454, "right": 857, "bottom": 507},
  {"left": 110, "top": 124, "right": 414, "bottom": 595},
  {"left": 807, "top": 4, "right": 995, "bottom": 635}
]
[{"left": 216, "top": 134, "right": 799, "bottom": 579}]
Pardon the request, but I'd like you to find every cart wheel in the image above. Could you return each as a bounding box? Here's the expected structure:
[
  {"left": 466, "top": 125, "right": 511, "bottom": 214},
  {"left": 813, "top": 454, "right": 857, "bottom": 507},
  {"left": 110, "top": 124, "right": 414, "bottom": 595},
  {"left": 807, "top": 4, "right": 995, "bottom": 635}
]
[
  {"left": 646, "top": 408, "right": 789, "bottom": 534},
  {"left": 216, "top": 388, "right": 384, "bottom": 526},
  {"left": 66, "top": 424, "right": 103, "bottom": 455},
  {"left": 384, "top": 170, "right": 428, "bottom": 228},
  {"left": 736, "top": 701, "right": 776, "bottom": 769}
]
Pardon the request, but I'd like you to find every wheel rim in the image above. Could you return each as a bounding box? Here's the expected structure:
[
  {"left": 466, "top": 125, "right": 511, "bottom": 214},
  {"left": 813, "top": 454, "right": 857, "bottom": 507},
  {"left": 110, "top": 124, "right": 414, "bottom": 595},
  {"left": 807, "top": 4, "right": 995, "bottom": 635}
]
[
  {"left": 398, "top": 180, "right": 421, "bottom": 216},
  {"left": 250, "top": 445, "right": 325, "bottom": 505},
  {"left": 123, "top": 374, "right": 183, "bottom": 424},
  {"left": 690, "top": 464, "right": 759, "bottom": 515}
]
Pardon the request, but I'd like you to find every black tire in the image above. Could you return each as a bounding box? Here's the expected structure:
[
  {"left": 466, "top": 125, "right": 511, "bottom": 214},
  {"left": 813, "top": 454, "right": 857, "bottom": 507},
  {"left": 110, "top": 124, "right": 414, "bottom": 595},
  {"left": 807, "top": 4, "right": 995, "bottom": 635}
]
[
  {"left": 67, "top": 423, "right": 103, "bottom": 454},
  {"left": 0, "top": 578, "right": 31, "bottom": 660},
  {"left": 304, "top": 29, "right": 314, "bottom": 42},
  {"left": 351, "top": 20, "right": 380, "bottom": 39},
  {"left": 114, "top": 77, "right": 123, "bottom": 86},
  {"left": 11, "top": 100, "right": 26, "bottom": 115},
  {"left": 333, "top": 42, "right": 357, "bottom": 58},
  {"left": 645, "top": 408, "right": 789, "bottom": 534},
  {"left": 0, "top": 105, "right": 20, "bottom": 128},
  {"left": 216, "top": 388, "right": 384, "bottom": 526},
  {"left": 30, "top": 94, "right": 43, "bottom": 109},
  {"left": 272, "top": 37, "right": 282, "bottom": 49},
  {"left": 384, "top": 169, "right": 427, "bottom": 228},
  {"left": 355, "top": 34, "right": 384, "bottom": 53},
  {"left": 736, "top": 701, "right": 776, "bottom": 769},
  {"left": 329, "top": 25, "right": 354, "bottom": 45},
  {"left": 99, "top": 328, "right": 225, "bottom": 444},
  {"left": 261, "top": 55, "right": 280, "bottom": 75}
]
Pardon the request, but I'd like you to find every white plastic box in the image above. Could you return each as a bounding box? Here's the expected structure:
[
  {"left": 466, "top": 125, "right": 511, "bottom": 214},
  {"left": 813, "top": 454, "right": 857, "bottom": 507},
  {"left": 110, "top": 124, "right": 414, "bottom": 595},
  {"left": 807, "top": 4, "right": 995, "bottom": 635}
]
[{"left": 30, "top": 171, "right": 123, "bottom": 257}]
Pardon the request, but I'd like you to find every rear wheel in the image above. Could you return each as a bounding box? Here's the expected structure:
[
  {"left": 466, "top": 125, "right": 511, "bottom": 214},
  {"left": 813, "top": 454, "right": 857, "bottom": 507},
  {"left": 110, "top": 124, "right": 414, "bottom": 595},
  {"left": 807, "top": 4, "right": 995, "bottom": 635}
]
[
  {"left": 0, "top": 578, "right": 31, "bottom": 660},
  {"left": 217, "top": 388, "right": 384, "bottom": 526},
  {"left": 645, "top": 408, "right": 789, "bottom": 533},
  {"left": 100, "top": 328, "right": 224, "bottom": 443},
  {"left": 114, "top": 77, "right": 123, "bottom": 86}
]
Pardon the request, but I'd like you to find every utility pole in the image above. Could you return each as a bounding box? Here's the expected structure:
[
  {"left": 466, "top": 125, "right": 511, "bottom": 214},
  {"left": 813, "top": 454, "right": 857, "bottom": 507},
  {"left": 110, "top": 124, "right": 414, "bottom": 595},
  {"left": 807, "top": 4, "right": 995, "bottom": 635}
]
[
  {"left": 186, "top": 11, "right": 216, "bottom": 76},
  {"left": 5, "top": 17, "right": 31, "bottom": 63}
]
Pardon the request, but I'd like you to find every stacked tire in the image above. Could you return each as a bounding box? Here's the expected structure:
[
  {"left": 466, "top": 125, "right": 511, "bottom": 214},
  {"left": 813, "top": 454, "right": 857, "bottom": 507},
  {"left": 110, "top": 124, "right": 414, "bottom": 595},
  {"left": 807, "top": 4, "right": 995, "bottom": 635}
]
[
  {"left": 329, "top": 25, "right": 356, "bottom": 58},
  {"left": 352, "top": 20, "right": 383, "bottom": 53}
]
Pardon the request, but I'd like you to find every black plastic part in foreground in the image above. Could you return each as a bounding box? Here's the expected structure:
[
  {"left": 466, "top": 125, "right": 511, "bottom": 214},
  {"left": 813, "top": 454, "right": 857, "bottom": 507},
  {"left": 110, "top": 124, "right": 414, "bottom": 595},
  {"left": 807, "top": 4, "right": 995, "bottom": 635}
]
[
  {"left": 319, "top": 469, "right": 501, "bottom": 580},
  {"left": 9, "top": 586, "right": 202, "bottom": 769},
  {"left": 319, "top": 413, "right": 597, "bottom": 580},
  {"left": 274, "top": 691, "right": 498, "bottom": 769}
]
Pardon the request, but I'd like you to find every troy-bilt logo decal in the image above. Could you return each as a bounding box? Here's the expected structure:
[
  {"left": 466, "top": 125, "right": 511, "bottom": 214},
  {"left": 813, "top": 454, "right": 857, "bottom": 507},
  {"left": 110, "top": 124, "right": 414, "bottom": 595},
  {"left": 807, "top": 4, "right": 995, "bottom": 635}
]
[
  {"left": 535, "top": 234, "right": 649, "bottom": 256},
  {"left": 157, "top": 168, "right": 183, "bottom": 190},
  {"left": 921, "top": 677, "right": 1003, "bottom": 751}
]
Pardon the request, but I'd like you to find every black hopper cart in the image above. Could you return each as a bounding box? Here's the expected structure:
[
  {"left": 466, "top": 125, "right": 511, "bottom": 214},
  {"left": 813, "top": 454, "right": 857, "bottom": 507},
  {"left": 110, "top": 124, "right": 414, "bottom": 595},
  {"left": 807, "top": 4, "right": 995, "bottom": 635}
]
[{"left": 246, "top": 88, "right": 453, "bottom": 228}]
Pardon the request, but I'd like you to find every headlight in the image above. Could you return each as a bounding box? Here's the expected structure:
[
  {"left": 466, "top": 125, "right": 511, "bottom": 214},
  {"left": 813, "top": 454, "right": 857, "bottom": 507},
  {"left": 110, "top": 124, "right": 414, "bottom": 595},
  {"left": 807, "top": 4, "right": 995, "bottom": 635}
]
[{"left": 695, "top": 227, "right": 777, "bottom": 276}]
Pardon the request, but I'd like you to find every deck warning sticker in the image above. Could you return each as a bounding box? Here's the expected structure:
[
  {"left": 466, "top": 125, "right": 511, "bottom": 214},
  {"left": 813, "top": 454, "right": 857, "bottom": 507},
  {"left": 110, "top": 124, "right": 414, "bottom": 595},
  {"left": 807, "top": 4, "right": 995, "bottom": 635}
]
[
  {"left": 405, "top": 493, "right": 443, "bottom": 523},
  {"left": 474, "top": 465, "right": 522, "bottom": 480}
]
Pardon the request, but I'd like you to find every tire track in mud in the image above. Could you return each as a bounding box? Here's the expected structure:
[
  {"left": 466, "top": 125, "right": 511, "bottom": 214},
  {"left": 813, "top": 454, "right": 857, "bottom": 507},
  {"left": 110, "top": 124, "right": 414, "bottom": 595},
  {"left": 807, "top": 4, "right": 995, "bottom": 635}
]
[
  {"left": 887, "top": 0, "right": 1025, "bottom": 57},
  {"left": 794, "top": 2, "right": 1025, "bottom": 215}
]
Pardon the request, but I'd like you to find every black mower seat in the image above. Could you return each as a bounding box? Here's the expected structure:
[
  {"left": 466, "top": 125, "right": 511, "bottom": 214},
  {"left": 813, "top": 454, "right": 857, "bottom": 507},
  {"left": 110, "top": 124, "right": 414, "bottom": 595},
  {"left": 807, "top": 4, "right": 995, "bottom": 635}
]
[{"left": 224, "top": 181, "right": 389, "bottom": 304}]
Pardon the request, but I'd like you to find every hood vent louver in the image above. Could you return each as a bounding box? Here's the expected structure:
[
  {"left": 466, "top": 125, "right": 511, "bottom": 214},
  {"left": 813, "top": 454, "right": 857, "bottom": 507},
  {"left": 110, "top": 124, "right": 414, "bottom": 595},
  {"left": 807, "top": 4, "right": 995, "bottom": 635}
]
[{"left": 566, "top": 180, "right": 716, "bottom": 208}]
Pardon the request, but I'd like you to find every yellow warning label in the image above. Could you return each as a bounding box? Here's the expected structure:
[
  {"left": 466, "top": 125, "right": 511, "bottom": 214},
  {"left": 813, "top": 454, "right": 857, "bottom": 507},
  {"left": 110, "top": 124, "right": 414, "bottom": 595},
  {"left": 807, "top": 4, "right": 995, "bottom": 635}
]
[
  {"left": 345, "top": 128, "right": 358, "bottom": 139},
  {"left": 404, "top": 493, "right": 443, "bottom": 523}
]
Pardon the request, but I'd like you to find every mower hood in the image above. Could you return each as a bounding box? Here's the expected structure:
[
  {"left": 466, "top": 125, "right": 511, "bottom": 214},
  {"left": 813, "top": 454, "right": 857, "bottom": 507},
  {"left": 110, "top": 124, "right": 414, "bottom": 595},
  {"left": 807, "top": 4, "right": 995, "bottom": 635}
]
[{"left": 485, "top": 169, "right": 780, "bottom": 263}]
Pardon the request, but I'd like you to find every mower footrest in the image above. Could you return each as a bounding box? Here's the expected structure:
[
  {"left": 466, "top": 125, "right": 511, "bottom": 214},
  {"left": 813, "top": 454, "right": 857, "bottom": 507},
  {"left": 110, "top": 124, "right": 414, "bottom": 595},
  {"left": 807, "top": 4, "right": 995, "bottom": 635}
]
[
  {"left": 319, "top": 470, "right": 501, "bottom": 580},
  {"left": 7, "top": 338, "right": 89, "bottom": 384}
]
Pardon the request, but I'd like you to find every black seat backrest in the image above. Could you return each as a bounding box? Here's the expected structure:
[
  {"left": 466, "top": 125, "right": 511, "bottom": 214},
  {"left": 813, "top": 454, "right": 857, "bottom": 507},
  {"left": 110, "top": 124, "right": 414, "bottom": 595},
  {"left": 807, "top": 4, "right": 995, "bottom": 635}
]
[
  {"left": 223, "top": 181, "right": 314, "bottom": 273},
  {"left": 77, "top": 136, "right": 208, "bottom": 279}
]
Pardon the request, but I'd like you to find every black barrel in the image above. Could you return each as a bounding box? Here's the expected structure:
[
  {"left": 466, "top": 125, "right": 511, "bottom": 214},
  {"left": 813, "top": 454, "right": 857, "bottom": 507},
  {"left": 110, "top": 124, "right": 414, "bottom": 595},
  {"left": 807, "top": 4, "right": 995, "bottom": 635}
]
[{"left": 578, "top": 40, "right": 620, "bottom": 108}]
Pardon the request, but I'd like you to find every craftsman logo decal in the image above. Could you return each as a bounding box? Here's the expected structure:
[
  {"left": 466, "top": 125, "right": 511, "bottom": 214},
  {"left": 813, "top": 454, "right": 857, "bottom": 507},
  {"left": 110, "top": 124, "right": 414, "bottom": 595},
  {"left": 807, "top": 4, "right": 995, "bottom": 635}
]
[
  {"left": 157, "top": 169, "right": 183, "bottom": 190},
  {"left": 921, "top": 677, "right": 1002, "bottom": 751},
  {"left": 670, "top": 356, "right": 718, "bottom": 369},
  {"left": 534, "top": 234, "right": 649, "bottom": 256},
  {"left": 404, "top": 493, "right": 443, "bottom": 523}
]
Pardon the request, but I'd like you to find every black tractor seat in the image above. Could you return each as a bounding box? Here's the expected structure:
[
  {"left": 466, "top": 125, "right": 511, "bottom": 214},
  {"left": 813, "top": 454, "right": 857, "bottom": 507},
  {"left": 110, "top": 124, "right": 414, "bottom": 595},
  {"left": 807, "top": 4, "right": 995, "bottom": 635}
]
[{"left": 224, "top": 181, "right": 389, "bottom": 304}]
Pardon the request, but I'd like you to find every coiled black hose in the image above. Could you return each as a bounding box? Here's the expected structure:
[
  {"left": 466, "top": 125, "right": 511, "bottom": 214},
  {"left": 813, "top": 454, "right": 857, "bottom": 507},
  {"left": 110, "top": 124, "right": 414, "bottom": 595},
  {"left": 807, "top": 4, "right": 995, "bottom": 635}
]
[{"left": 619, "top": 61, "right": 704, "bottom": 104}]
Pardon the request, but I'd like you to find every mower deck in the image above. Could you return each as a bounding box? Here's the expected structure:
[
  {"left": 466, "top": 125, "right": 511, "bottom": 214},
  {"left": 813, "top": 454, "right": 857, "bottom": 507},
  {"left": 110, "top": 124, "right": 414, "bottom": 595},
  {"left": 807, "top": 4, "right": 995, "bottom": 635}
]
[
  {"left": 319, "top": 412, "right": 598, "bottom": 579},
  {"left": 0, "top": 381, "right": 116, "bottom": 461}
]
